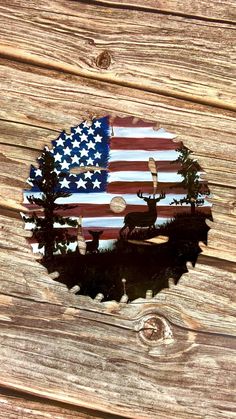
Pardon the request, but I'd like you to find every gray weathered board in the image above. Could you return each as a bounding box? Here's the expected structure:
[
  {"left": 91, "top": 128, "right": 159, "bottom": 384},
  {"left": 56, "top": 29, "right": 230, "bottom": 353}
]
[{"left": 0, "top": 1, "right": 235, "bottom": 418}]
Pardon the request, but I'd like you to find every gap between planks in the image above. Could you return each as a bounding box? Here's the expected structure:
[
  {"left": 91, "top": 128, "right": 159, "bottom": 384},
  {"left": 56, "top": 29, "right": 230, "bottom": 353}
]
[
  {"left": 77, "top": 0, "right": 236, "bottom": 25},
  {"left": 0, "top": 386, "right": 127, "bottom": 419}
]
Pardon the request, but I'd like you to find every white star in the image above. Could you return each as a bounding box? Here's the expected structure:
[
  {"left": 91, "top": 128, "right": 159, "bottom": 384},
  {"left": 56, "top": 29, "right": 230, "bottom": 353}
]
[
  {"left": 94, "top": 163, "right": 101, "bottom": 173},
  {"left": 86, "top": 157, "right": 94, "bottom": 165},
  {"left": 71, "top": 155, "right": 80, "bottom": 164},
  {"left": 54, "top": 168, "right": 60, "bottom": 175},
  {"left": 35, "top": 169, "right": 42, "bottom": 177},
  {"left": 94, "top": 151, "right": 102, "bottom": 159},
  {"left": 80, "top": 133, "right": 88, "bottom": 142},
  {"left": 65, "top": 133, "right": 73, "bottom": 140},
  {"left": 94, "top": 134, "right": 102, "bottom": 142},
  {"left": 74, "top": 126, "right": 82, "bottom": 134},
  {"left": 27, "top": 178, "right": 34, "bottom": 186},
  {"left": 80, "top": 162, "right": 85, "bottom": 166},
  {"left": 72, "top": 139, "right": 80, "bottom": 148},
  {"left": 76, "top": 178, "right": 87, "bottom": 189},
  {"left": 54, "top": 152, "right": 62, "bottom": 162},
  {"left": 56, "top": 138, "right": 65, "bottom": 147},
  {"left": 60, "top": 160, "right": 70, "bottom": 170},
  {"left": 64, "top": 146, "right": 72, "bottom": 156},
  {"left": 94, "top": 120, "right": 101, "bottom": 128},
  {"left": 87, "top": 127, "right": 95, "bottom": 135},
  {"left": 60, "top": 178, "right": 70, "bottom": 188},
  {"left": 83, "top": 121, "right": 90, "bottom": 128},
  {"left": 80, "top": 148, "right": 89, "bottom": 157},
  {"left": 92, "top": 178, "right": 101, "bottom": 189},
  {"left": 84, "top": 171, "right": 93, "bottom": 179},
  {"left": 87, "top": 140, "right": 95, "bottom": 150}
]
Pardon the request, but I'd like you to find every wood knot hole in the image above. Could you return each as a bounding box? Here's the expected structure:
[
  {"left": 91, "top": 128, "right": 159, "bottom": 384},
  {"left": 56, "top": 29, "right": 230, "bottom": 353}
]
[
  {"left": 139, "top": 316, "right": 164, "bottom": 343},
  {"left": 96, "top": 50, "right": 111, "bottom": 69}
]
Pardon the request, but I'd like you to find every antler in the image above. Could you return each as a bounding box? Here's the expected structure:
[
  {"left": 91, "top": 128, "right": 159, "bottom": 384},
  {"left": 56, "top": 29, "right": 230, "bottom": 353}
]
[
  {"left": 137, "top": 190, "right": 153, "bottom": 202},
  {"left": 137, "top": 190, "right": 144, "bottom": 199},
  {"left": 155, "top": 191, "right": 166, "bottom": 202}
]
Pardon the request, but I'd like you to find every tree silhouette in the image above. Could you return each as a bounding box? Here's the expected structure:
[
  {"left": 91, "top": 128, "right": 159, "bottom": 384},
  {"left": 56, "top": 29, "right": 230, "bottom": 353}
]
[
  {"left": 171, "top": 145, "right": 210, "bottom": 214},
  {"left": 23, "top": 147, "right": 77, "bottom": 261}
]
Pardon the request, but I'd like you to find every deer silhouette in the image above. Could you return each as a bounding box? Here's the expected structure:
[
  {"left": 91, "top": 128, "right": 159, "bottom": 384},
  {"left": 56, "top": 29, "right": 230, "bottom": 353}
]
[
  {"left": 86, "top": 230, "right": 103, "bottom": 253},
  {"left": 119, "top": 190, "right": 166, "bottom": 238}
]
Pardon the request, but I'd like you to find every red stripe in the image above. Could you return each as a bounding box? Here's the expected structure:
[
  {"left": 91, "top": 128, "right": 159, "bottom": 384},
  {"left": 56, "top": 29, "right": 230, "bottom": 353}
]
[
  {"left": 107, "top": 182, "right": 187, "bottom": 194},
  {"left": 110, "top": 137, "right": 180, "bottom": 150},
  {"left": 108, "top": 161, "right": 181, "bottom": 172},
  {"left": 107, "top": 182, "right": 209, "bottom": 194},
  {"left": 112, "top": 116, "right": 156, "bottom": 127}
]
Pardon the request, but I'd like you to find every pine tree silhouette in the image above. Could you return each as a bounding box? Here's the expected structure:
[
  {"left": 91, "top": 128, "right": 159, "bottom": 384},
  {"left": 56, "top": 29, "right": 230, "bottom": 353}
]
[
  {"left": 23, "top": 147, "right": 77, "bottom": 261},
  {"left": 171, "top": 145, "right": 210, "bottom": 214}
]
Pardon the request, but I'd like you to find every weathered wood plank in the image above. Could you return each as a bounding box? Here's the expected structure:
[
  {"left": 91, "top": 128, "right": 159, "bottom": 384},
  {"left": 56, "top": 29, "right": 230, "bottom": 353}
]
[
  {"left": 0, "top": 293, "right": 235, "bottom": 419},
  {"left": 0, "top": 1, "right": 235, "bottom": 109},
  {"left": 84, "top": 0, "right": 236, "bottom": 22},
  {"left": 0, "top": 59, "right": 235, "bottom": 140},
  {"left": 0, "top": 387, "right": 122, "bottom": 419},
  {"left": 0, "top": 1, "right": 235, "bottom": 417}
]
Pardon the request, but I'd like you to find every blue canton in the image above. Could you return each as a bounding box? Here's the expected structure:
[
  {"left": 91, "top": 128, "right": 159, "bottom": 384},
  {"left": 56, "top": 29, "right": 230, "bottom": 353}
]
[{"left": 29, "top": 117, "right": 110, "bottom": 193}]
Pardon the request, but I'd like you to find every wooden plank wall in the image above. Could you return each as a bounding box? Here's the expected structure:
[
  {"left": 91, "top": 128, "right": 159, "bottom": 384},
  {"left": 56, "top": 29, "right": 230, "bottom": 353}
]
[{"left": 0, "top": 1, "right": 235, "bottom": 417}]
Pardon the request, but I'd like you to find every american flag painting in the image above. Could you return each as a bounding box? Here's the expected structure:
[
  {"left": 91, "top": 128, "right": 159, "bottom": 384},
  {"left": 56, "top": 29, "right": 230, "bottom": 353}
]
[{"left": 23, "top": 116, "right": 211, "bottom": 253}]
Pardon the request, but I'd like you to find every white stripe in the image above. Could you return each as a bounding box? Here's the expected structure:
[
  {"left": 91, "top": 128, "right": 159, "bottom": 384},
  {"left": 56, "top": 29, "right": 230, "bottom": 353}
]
[
  {"left": 112, "top": 127, "right": 177, "bottom": 139},
  {"left": 109, "top": 149, "right": 179, "bottom": 162},
  {"left": 82, "top": 216, "right": 169, "bottom": 228},
  {"left": 24, "top": 216, "right": 171, "bottom": 230},
  {"left": 23, "top": 192, "right": 212, "bottom": 207},
  {"left": 108, "top": 171, "right": 183, "bottom": 183},
  {"left": 99, "top": 239, "right": 116, "bottom": 250}
]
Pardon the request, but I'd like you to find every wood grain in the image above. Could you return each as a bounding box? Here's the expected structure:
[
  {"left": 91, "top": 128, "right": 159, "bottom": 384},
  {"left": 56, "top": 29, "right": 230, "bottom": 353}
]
[
  {"left": 83, "top": 0, "right": 236, "bottom": 22},
  {"left": 0, "top": 1, "right": 235, "bottom": 417},
  {"left": 0, "top": 1, "right": 235, "bottom": 109},
  {"left": 0, "top": 292, "right": 235, "bottom": 419},
  {"left": 0, "top": 387, "right": 123, "bottom": 419}
]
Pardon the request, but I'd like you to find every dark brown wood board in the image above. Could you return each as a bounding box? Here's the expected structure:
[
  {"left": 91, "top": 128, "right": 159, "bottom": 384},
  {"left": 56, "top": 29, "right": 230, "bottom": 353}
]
[{"left": 0, "top": 1, "right": 235, "bottom": 418}]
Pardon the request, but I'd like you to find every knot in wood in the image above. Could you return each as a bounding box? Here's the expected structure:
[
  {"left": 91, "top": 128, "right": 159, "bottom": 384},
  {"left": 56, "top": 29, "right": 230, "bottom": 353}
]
[
  {"left": 96, "top": 50, "right": 111, "bottom": 69},
  {"left": 142, "top": 317, "right": 163, "bottom": 341},
  {"left": 138, "top": 316, "right": 164, "bottom": 343},
  {"left": 136, "top": 313, "right": 173, "bottom": 348}
]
